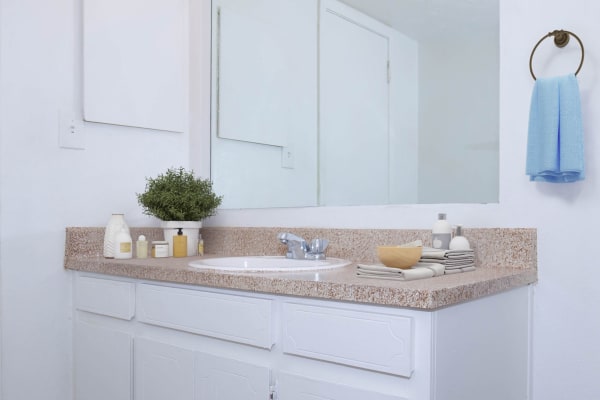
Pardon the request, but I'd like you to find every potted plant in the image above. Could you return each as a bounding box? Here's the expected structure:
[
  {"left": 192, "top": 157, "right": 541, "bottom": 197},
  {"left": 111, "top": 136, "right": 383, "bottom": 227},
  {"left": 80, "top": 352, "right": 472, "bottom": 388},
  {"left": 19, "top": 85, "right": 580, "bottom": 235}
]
[{"left": 137, "top": 167, "right": 223, "bottom": 256}]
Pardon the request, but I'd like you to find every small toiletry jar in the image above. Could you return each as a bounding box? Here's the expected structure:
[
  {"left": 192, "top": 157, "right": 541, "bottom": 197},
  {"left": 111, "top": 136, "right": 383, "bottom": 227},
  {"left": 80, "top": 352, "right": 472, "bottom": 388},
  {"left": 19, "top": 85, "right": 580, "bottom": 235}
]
[{"left": 151, "top": 241, "right": 169, "bottom": 258}]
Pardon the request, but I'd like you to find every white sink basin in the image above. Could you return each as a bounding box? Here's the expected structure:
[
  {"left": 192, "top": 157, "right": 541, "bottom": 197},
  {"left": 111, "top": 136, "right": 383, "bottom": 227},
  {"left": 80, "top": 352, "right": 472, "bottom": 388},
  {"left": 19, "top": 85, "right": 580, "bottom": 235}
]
[{"left": 188, "top": 256, "right": 351, "bottom": 272}]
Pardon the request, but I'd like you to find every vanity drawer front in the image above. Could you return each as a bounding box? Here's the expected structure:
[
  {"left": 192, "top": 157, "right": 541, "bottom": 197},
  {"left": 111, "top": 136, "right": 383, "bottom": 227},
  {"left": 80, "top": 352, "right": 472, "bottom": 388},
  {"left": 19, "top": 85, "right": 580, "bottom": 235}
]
[
  {"left": 75, "top": 275, "right": 135, "bottom": 320},
  {"left": 282, "top": 302, "right": 413, "bottom": 377},
  {"left": 136, "top": 284, "right": 274, "bottom": 349}
]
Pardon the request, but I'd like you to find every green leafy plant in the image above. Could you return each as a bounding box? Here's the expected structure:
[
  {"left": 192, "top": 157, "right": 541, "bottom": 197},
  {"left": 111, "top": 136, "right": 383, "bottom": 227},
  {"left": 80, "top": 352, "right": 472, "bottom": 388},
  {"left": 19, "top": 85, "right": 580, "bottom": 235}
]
[{"left": 137, "top": 167, "right": 223, "bottom": 221}]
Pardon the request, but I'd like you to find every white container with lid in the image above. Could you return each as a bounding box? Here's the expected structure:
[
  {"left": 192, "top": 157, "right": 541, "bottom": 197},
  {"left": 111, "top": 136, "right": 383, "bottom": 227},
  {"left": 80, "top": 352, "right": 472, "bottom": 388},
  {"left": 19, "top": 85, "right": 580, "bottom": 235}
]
[
  {"left": 449, "top": 225, "right": 471, "bottom": 250},
  {"left": 151, "top": 241, "right": 169, "bottom": 258}
]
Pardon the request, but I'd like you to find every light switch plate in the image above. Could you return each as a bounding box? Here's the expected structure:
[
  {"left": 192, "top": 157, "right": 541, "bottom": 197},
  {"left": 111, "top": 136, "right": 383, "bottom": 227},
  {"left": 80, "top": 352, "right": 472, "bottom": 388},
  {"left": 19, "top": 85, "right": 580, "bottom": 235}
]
[
  {"left": 281, "top": 146, "right": 294, "bottom": 169},
  {"left": 59, "top": 110, "right": 85, "bottom": 149}
]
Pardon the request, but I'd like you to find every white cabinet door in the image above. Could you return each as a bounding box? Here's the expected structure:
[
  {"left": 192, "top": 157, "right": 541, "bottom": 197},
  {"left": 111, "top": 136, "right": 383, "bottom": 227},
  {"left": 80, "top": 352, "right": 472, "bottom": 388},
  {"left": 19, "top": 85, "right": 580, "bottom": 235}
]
[
  {"left": 135, "top": 338, "right": 195, "bottom": 400},
  {"left": 319, "top": 0, "right": 391, "bottom": 206},
  {"left": 196, "top": 353, "right": 270, "bottom": 400},
  {"left": 75, "top": 320, "right": 133, "bottom": 400},
  {"left": 278, "top": 372, "right": 408, "bottom": 400}
]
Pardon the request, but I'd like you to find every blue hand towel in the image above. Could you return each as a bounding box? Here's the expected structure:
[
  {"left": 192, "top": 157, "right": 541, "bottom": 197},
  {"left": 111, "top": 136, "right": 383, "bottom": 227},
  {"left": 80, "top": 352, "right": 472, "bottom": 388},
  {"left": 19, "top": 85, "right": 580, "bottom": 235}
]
[{"left": 526, "top": 73, "right": 584, "bottom": 182}]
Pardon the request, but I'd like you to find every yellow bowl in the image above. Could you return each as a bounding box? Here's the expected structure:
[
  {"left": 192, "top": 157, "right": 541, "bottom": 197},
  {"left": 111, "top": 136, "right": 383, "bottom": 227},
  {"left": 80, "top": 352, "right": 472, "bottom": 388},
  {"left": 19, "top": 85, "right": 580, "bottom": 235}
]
[{"left": 377, "top": 246, "right": 422, "bottom": 269}]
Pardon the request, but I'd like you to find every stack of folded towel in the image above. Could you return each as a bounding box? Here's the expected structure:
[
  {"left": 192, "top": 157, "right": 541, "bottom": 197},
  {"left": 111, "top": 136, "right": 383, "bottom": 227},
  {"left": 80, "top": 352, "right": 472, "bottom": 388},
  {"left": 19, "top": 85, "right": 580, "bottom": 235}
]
[
  {"left": 356, "top": 262, "right": 445, "bottom": 281},
  {"left": 420, "top": 247, "right": 476, "bottom": 274}
]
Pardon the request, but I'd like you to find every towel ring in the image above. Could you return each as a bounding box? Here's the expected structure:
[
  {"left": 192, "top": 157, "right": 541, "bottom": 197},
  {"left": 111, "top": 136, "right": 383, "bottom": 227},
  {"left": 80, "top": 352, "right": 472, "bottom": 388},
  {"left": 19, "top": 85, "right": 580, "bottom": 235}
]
[{"left": 529, "top": 29, "right": 584, "bottom": 80}]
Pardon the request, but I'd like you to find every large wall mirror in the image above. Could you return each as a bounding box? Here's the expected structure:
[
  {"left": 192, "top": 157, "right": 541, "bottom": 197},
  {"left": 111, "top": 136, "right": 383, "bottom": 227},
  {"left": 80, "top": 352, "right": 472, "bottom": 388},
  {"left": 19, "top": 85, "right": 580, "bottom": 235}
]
[{"left": 210, "top": 0, "right": 499, "bottom": 209}]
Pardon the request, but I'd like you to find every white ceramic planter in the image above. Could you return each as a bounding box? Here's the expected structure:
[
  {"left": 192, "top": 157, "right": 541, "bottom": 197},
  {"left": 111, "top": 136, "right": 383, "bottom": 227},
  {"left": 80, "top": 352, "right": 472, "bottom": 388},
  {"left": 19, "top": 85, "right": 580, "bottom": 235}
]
[{"left": 161, "top": 220, "right": 202, "bottom": 257}]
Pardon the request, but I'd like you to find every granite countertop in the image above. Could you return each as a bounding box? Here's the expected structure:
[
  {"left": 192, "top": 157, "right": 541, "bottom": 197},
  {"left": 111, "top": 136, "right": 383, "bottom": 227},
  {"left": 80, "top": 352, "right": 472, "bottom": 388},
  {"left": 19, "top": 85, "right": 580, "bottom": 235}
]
[{"left": 65, "top": 226, "right": 538, "bottom": 310}]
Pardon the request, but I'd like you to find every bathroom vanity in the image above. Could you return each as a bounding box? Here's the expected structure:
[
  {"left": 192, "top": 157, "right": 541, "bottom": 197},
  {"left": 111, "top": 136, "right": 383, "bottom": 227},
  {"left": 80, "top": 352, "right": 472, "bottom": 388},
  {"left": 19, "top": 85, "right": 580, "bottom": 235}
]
[{"left": 66, "top": 227, "right": 536, "bottom": 400}]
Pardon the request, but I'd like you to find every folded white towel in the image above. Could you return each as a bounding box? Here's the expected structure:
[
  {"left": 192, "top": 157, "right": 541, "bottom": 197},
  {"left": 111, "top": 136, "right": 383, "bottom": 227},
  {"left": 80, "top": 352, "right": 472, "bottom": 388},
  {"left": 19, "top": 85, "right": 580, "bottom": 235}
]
[
  {"left": 421, "top": 247, "right": 475, "bottom": 259},
  {"left": 421, "top": 256, "right": 474, "bottom": 263},
  {"left": 443, "top": 259, "right": 475, "bottom": 266},
  {"left": 444, "top": 266, "right": 477, "bottom": 274},
  {"left": 444, "top": 263, "right": 475, "bottom": 270},
  {"left": 356, "top": 262, "right": 445, "bottom": 281},
  {"left": 420, "top": 247, "right": 475, "bottom": 271},
  {"left": 414, "top": 262, "right": 445, "bottom": 276}
]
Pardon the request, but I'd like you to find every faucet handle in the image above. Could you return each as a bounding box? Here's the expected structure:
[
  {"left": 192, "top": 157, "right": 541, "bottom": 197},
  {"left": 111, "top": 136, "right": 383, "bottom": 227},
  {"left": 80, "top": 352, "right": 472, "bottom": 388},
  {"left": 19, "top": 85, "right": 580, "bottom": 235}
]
[
  {"left": 310, "top": 238, "right": 329, "bottom": 253},
  {"left": 307, "top": 238, "right": 329, "bottom": 260}
]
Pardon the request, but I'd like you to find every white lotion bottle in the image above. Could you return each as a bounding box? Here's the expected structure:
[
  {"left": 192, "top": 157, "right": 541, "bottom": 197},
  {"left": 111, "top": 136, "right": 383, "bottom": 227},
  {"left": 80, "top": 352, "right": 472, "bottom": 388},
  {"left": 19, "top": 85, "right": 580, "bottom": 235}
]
[
  {"left": 114, "top": 228, "right": 133, "bottom": 259},
  {"left": 103, "top": 213, "right": 129, "bottom": 258},
  {"left": 449, "top": 225, "right": 471, "bottom": 250},
  {"left": 432, "top": 213, "right": 452, "bottom": 249}
]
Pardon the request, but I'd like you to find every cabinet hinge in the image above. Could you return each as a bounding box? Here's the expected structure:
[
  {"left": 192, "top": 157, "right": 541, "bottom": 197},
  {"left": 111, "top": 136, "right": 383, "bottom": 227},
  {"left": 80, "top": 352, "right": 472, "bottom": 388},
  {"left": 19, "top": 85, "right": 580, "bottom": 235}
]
[
  {"left": 269, "top": 384, "right": 278, "bottom": 400},
  {"left": 387, "top": 60, "right": 391, "bottom": 83}
]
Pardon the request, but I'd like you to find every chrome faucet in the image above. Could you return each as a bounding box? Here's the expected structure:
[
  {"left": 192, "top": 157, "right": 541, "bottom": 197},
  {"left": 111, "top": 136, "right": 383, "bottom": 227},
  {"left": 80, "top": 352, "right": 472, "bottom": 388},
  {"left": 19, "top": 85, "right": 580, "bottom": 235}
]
[
  {"left": 278, "top": 233, "right": 329, "bottom": 260},
  {"left": 278, "top": 232, "right": 309, "bottom": 259}
]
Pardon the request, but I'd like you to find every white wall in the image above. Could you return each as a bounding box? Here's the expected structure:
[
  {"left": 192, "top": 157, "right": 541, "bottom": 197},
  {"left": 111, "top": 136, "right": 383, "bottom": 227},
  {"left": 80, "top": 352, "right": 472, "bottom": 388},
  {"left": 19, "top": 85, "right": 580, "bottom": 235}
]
[
  {"left": 418, "top": 35, "right": 499, "bottom": 203},
  {"left": 206, "top": 0, "right": 600, "bottom": 399},
  {"left": 0, "top": 0, "right": 195, "bottom": 399},
  {"left": 0, "top": 0, "right": 598, "bottom": 400}
]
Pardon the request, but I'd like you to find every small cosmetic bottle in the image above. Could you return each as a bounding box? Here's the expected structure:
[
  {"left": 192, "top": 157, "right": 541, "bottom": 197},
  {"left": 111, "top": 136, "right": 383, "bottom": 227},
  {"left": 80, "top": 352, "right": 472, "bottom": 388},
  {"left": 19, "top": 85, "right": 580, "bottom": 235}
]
[
  {"left": 432, "top": 213, "right": 452, "bottom": 249},
  {"left": 198, "top": 234, "right": 204, "bottom": 256},
  {"left": 136, "top": 235, "right": 148, "bottom": 259}
]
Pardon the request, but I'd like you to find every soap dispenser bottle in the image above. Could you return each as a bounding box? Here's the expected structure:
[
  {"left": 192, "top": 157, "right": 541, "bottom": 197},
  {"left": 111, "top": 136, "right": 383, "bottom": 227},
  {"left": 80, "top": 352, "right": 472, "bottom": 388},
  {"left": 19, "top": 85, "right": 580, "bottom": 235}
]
[
  {"left": 449, "top": 225, "right": 471, "bottom": 250},
  {"left": 173, "top": 228, "right": 187, "bottom": 258},
  {"left": 432, "top": 213, "right": 452, "bottom": 249}
]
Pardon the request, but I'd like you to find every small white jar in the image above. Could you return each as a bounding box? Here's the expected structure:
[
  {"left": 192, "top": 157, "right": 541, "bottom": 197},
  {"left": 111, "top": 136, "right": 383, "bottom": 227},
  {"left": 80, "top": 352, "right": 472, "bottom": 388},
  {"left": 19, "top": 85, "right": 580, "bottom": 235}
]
[{"left": 151, "top": 241, "right": 169, "bottom": 258}]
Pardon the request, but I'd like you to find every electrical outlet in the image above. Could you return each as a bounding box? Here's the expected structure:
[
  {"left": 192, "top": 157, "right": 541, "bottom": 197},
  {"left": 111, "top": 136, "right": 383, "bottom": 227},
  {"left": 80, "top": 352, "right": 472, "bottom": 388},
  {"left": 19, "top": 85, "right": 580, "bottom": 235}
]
[
  {"left": 281, "top": 146, "right": 294, "bottom": 169},
  {"left": 59, "top": 110, "right": 85, "bottom": 149}
]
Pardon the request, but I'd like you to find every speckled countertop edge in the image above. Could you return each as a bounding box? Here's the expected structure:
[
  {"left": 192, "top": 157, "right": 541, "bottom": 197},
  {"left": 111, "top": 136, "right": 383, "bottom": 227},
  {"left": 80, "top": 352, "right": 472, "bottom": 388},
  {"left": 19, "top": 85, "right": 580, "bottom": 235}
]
[{"left": 65, "top": 226, "right": 538, "bottom": 310}]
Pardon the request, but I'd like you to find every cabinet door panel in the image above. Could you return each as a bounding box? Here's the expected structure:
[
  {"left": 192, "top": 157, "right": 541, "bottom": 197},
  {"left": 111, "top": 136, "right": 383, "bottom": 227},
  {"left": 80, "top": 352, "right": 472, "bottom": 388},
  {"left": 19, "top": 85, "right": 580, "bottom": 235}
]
[
  {"left": 135, "top": 338, "right": 194, "bottom": 400},
  {"left": 196, "top": 353, "right": 270, "bottom": 400},
  {"left": 75, "top": 320, "right": 132, "bottom": 400},
  {"left": 278, "top": 372, "right": 407, "bottom": 400}
]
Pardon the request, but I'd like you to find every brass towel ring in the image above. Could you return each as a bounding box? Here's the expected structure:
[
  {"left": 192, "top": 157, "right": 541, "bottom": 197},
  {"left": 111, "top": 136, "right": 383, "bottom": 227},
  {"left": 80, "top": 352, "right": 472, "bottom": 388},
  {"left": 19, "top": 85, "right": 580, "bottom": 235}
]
[{"left": 529, "top": 29, "right": 584, "bottom": 80}]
